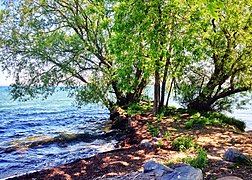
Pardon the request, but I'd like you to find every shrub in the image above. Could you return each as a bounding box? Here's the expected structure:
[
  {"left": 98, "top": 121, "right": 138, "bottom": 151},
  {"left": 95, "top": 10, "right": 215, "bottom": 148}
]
[
  {"left": 126, "top": 102, "right": 152, "bottom": 115},
  {"left": 185, "top": 116, "right": 221, "bottom": 129},
  {"left": 185, "top": 112, "right": 245, "bottom": 131},
  {"left": 183, "top": 148, "right": 208, "bottom": 169},
  {"left": 156, "top": 112, "right": 164, "bottom": 122},
  {"left": 205, "top": 112, "right": 246, "bottom": 131},
  {"left": 172, "top": 136, "right": 195, "bottom": 151},
  {"left": 162, "top": 106, "right": 175, "bottom": 116},
  {"left": 147, "top": 122, "right": 160, "bottom": 137}
]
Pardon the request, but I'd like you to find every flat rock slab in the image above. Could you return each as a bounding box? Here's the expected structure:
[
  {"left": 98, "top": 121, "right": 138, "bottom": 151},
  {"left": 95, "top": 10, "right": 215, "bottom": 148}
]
[{"left": 217, "top": 176, "right": 243, "bottom": 180}]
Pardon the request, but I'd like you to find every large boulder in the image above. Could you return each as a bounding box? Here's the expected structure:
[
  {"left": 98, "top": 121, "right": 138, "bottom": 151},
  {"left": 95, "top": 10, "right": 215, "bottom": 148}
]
[
  {"left": 223, "top": 148, "right": 252, "bottom": 165},
  {"left": 143, "top": 161, "right": 203, "bottom": 180},
  {"left": 143, "top": 160, "right": 173, "bottom": 177},
  {"left": 160, "top": 164, "right": 203, "bottom": 180}
]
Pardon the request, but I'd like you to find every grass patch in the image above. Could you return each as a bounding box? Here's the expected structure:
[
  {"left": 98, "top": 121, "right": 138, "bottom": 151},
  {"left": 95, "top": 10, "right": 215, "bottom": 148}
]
[
  {"left": 185, "top": 112, "right": 221, "bottom": 129},
  {"left": 185, "top": 112, "right": 245, "bottom": 131},
  {"left": 183, "top": 148, "right": 208, "bottom": 169},
  {"left": 172, "top": 136, "right": 196, "bottom": 151},
  {"left": 157, "top": 139, "right": 164, "bottom": 148},
  {"left": 147, "top": 122, "right": 160, "bottom": 137},
  {"left": 206, "top": 112, "right": 246, "bottom": 131},
  {"left": 166, "top": 148, "right": 208, "bottom": 170},
  {"left": 163, "top": 131, "right": 171, "bottom": 140}
]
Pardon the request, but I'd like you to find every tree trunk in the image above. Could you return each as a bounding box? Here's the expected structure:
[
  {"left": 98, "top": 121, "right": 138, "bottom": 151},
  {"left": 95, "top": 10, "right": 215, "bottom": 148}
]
[
  {"left": 160, "top": 57, "right": 170, "bottom": 109},
  {"left": 165, "top": 77, "right": 174, "bottom": 107},
  {"left": 187, "top": 99, "right": 213, "bottom": 112},
  {"left": 112, "top": 78, "right": 148, "bottom": 109},
  {"left": 153, "top": 58, "right": 161, "bottom": 115}
]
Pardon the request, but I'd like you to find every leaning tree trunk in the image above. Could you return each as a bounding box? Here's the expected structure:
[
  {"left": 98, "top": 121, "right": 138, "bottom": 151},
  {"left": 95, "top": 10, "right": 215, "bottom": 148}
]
[{"left": 187, "top": 86, "right": 250, "bottom": 112}]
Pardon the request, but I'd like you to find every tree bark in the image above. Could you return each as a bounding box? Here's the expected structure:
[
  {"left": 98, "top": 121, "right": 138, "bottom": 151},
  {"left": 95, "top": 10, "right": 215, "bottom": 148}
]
[
  {"left": 187, "top": 87, "right": 250, "bottom": 112},
  {"left": 165, "top": 77, "right": 174, "bottom": 107},
  {"left": 153, "top": 57, "right": 161, "bottom": 115},
  {"left": 160, "top": 57, "right": 170, "bottom": 108}
]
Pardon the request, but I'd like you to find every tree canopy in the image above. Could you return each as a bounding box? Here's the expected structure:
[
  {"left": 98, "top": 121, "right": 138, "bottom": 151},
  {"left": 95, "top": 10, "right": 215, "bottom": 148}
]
[
  {"left": 0, "top": 0, "right": 251, "bottom": 112},
  {"left": 175, "top": 0, "right": 252, "bottom": 111}
]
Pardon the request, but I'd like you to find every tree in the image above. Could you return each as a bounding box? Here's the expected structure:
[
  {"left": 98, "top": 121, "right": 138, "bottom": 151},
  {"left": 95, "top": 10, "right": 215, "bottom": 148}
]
[
  {"left": 175, "top": 0, "right": 252, "bottom": 111},
  {"left": 2, "top": 0, "right": 250, "bottom": 114},
  {"left": 0, "top": 0, "right": 148, "bottom": 110},
  {"left": 112, "top": 0, "right": 193, "bottom": 114}
]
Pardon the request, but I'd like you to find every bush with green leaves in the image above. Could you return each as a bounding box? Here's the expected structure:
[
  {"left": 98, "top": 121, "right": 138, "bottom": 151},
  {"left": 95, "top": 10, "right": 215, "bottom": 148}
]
[
  {"left": 205, "top": 112, "right": 246, "bottom": 131},
  {"left": 185, "top": 112, "right": 221, "bottom": 129},
  {"left": 171, "top": 136, "right": 195, "bottom": 151},
  {"left": 156, "top": 112, "right": 164, "bottom": 122},
  {"left": 126, "top": 102, "right": 152, "bottom": 116},
  {"left": 183, "top": 148, "right": 208, "bottom": 169},
  {"left": 147, "top": 122, "right": 160, "bottom": 137},
  {"left": 185, "top": 112, "right": 246, "bottom": 131}
]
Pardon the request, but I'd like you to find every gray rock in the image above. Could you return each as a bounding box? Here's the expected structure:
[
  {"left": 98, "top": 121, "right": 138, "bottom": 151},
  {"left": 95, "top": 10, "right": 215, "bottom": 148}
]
[
  {"left": 144, "top": 160, "right": 173, "bottom": 177},
  {"left": 161, "top": 164, "right": 203, "bottom": 180},
  {"left": 217, "top": 176, "right": 243, "bottom": 180},
  {"left": 143, "top": 160, "right": 172, "bottom": 173},
  {"left": 223, "top": 148, "right": 252, "bottom": 165},
  {"left": 143, "top": 161, "right": 202, "bottom": 180},
  {"left": 95, "top": 171, "right": 156, "bottom": 180},
  {"left": 140, "top": 139, "right": 153, "bottom": 149},
  {"left": 99, "top": 161, "right": 203, "bottom": 180}
]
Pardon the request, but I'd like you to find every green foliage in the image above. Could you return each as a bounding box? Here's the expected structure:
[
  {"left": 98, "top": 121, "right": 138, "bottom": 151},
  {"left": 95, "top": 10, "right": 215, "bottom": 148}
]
[
  {"left": 162, "top": 106, "right": 193, "bottom": 118},
  {"left": 185, "top": 112, "right": 221, "bottom": 129},
  {"left": 174, "top": 0, "right": 252, "bottom": 111},
  {"left": 163, "top": 106, "right": 178, "bottom": 116},
  {"left": 206, "top": 112, "right": 246, "bottom": 131},
  {"left": 157, "top": 139, "right": 164, "bottom": 148},
  {"left": 126, "top": 102, "right": 152, "bottom": 116},
  {"left": 171, "top": 136, "right": 195, "bottom": 151},
  {"left": 1, "top": 0, "right": 252, "bottom": 112},
  {"left": 147, "top": 122, "right": 160, "bottom": 137},
  {"left": 156, "top": 112, "right": 165, "bottom": 122},
  {"left": 183, "top": 148, "right": 208, "bottom": 169},
  {"left": 0, "top": 0, "right": 149, "bottom": 109},
  {"left": 163, "top": 131, "right": 171, "bottom": 140},
  {"left": 185, "top": 112, "right": 246, "bottom": 131}
]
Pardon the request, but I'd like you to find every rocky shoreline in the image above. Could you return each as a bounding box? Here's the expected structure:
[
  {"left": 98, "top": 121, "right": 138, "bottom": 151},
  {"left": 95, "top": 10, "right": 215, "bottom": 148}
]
[{"left": 8, "top": 113, "right": 252, "bottom": 180}]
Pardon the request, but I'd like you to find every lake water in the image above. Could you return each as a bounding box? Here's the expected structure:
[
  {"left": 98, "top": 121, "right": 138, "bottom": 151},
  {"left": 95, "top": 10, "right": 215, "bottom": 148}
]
[
  {"left": 0, "top": 87, "right": 116, "bottom": 179},
  {"left": 0, "top": 86, "right": 251, "bottom": 179}
]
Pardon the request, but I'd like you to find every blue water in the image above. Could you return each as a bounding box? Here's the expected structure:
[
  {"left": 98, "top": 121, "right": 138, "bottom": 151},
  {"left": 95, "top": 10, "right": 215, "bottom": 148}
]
[
  {"left": 231, "top": 108, "right": 252, "bottom": 131},
  {"left": 0, "top": 87, "right": 115, "bottom": 179}
]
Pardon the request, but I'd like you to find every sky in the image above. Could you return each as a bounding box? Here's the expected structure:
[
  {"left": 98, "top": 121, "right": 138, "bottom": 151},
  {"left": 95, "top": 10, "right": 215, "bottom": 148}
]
[{"left": 0, "top": 70, "right": 14, "bottom": 86}]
